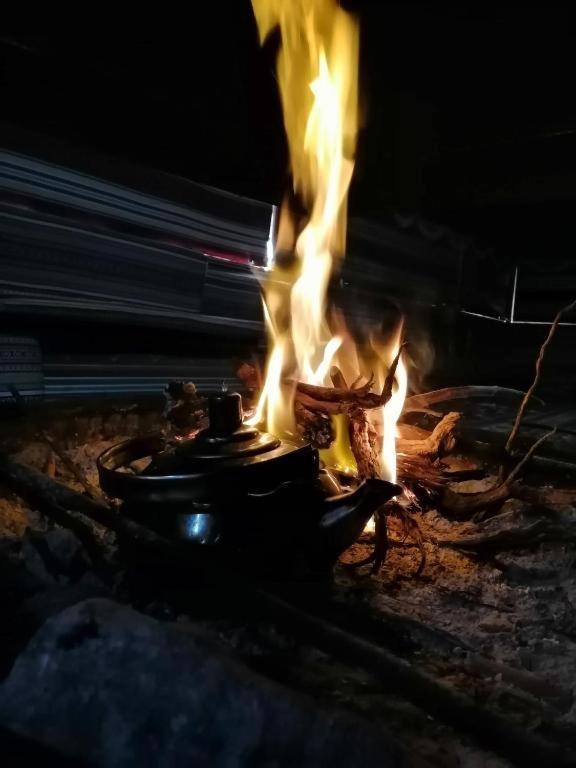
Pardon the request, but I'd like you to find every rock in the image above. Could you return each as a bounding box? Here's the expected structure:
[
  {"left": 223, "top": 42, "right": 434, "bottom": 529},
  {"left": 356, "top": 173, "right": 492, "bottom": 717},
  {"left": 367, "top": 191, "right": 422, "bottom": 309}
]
[
  {"left": 21, "top": 527, "right": 90, "bottom": 587},
  {"left": 18, "top": 582, "right": 109, "bottom": 633},
  {"left": 0, "top": 724, "right": 85, "bottom": 766},
  {"left": 0, "top": 599, "right": 414, "bottom": 768},
  {"left": 21, "top": 529, "right": 57, "bottom": 586},
  {"left": 538, "top": 638, "right": 564, "bottom": 656},
  {"left": 44, "top": 528, "right": 90, "bottom": 577}
]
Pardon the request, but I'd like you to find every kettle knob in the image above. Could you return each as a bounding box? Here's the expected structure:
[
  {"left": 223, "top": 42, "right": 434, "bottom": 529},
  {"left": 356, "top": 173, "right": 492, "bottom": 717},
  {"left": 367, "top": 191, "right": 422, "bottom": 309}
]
[{"left": 208, "top": 392, "right": 244, "bottom": 437}]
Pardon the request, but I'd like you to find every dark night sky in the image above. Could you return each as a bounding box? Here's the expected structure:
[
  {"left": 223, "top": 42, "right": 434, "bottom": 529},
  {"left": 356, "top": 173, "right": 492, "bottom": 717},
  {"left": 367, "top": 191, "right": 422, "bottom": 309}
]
[{"left": 2, "top": 3, "right": 576, "bottom": 261}]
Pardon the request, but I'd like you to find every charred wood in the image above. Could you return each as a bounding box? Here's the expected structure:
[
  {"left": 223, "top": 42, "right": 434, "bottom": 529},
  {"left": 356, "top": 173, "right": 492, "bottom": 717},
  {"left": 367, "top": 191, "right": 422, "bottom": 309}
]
[
  {"left": 463, "top": 653, "right": 573, "bottom": 712},
  {"left": 294, "top": 346, "right": 404, "bottom": 414},
  {"left": 255, "top": 592, "right": 576, "bottom": 767},
  {"left": 0, "top": 453, "right": 114, "bottom": 528},
  {"left": 437, "top": 516, "right": 576, "bottom": 554},
  {"left": 0, "top": 454, "right": 109, "bottom": 572},
  {"left": 294, "top": 401, "right": 335, "bottom": 449}
]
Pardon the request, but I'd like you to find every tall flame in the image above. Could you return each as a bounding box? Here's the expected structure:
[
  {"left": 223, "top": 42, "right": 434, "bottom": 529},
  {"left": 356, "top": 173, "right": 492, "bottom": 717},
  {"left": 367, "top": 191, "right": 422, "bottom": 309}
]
[
  {"left": 249, "top": 0, "right": 358, "bottom": 434},
  {"left": 380, "top": 335, "right": 408, "bottom": 484},
  {"left": 249, "top": 0, "right": 407, "bottom": 484}
]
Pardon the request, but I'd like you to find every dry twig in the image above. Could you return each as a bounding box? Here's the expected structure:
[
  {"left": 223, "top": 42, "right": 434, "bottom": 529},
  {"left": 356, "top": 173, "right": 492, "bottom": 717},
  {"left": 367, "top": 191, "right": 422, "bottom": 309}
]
[
  {"left": 294, "top": 345, "right": 405, "bottom": 413},
  {"left": 404, "top": 386, "right": 540, "bottom": 413},
  {"left": 441, "top": 429, "right": 556, "bottom": 519},
  {"left": 505, "top": 298, "right": 576, "bottom": 457},
  {"left": 330, "top": 366, "right": 348, "bottom": 389}
]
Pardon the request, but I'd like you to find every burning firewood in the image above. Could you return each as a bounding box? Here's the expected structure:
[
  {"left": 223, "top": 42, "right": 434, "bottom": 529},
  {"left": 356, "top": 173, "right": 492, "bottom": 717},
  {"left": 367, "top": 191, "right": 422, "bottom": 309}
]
[
  {"left": 293, "top": 346, "right": 405, "bottom": 414},
  {"left": 294, "top": 401, "right": 335, "bottom": 448},
  {"left": 348, "top": 407, "right": 380, "bottom": 479},
  {"left": 329, "top": 365, "right": 348, "bottom": 389}
]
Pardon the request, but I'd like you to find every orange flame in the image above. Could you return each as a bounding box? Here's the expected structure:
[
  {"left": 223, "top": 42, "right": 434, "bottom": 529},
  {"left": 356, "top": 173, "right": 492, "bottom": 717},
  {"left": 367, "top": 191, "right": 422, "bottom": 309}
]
[
  {"left": 249, "top": 0, "right": 407, "bottom": 483},
  {"left": 248, "top": 0, "right": 358, "bottom": 431},
  {"left": 378, "top": 328, "right": 408, "bottom": 483}
]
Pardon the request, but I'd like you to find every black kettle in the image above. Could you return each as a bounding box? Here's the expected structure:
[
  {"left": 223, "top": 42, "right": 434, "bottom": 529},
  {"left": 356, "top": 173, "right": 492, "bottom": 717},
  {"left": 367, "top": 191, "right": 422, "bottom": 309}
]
[{"left": 97, "top": 392, "right": 399, "bottom": 569}]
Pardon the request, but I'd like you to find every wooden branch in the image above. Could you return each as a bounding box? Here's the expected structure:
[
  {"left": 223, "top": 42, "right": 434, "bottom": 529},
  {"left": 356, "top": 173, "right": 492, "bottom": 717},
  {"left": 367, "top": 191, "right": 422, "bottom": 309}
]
[
  {"left": 380, "top": 343, "right": 405, "bottom": 402},
  {"left": 0, "top": 452, "right": 114, "bottom": 524},
  {"left": 441, "top": 482, "right": 513, "bottom": 518},
  {"left": 330, "top": 366, "right": 348, "bottom": 389},
  {"left": 345, "top": 506, "right": 389, "bottom": 573},
  {"left": 516, "top": 486, "right": 576, "bottom": 508},
  {"left": 348, "top": 407, "right": 380, "bottom": 479},
  {"left": 294, "top": 391, "right": 350, "bottom": 414},
  {"left": 295, "top": 378, "right": 374, "bottom": 403},
  {"left": 0, "top": 452, "right": 179, "bottom": 559},
  {"left": 0, "top": 453, "right": 112, "bottom": 572},
  {"left": 505, "top": 298, "right": 576, "bottom": 456},
  {"left": 294, "top": 401, "right": 335, "bottom": 449},
  {"left": 391, "top": 503, "right": 427, "bottom": 577},
  {"left": 256, "top": 592, "right": 576, "bottom": 767},
  {"left": 397, "top": 423, "right": 431, "bottom": 441},
  {"left": 294, "top": 345, "right": 406, "bottom": 414},
  {"left": 294, "top": 389, "right": 401, "bottom": 414},
  {"left": 441, "top": 430, "right": 556, "bottom": 519},
  {"left": 464, "top": 653, "right": 573, "bottom": 712},
  {"left": 507, "top": 429, "right": 557, "bottom": 482},
  {"left": 404, "top": 386, "right": 543, "bottom": 413},
  {"left": 397, "top": 412, "right": 460, "bottom": 459},
  {"left": 437, "top": 518, "right": 576, "bottom": 553},
  {"left": 283, "top": 590, "right": 570, "bottom": 711},
  {"left": 397, "top": 455, "right": 447, "bottom": 491}
]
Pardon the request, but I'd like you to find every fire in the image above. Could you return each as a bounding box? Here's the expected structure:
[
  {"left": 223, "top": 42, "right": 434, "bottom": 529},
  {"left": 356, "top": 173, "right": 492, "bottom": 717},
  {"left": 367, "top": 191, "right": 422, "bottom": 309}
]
[
  {"left": 378, "top": 330, "right": 408, "bottom": 484},
  {"left": 249, "top": 0, "right": 407, "bottom": 483}
]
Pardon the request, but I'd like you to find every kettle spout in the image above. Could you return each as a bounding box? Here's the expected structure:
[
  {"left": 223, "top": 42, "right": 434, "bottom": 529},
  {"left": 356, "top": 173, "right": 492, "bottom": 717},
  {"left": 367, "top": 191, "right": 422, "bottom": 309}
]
[{"left": 315, "top": 478, "right": 402, "bottom": 562}]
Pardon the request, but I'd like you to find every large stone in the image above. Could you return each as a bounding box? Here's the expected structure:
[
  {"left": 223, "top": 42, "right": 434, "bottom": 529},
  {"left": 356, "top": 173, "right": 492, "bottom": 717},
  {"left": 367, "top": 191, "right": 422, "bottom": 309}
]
[{"left": 0, "top": 599, "right": 416, "bottom": 768}]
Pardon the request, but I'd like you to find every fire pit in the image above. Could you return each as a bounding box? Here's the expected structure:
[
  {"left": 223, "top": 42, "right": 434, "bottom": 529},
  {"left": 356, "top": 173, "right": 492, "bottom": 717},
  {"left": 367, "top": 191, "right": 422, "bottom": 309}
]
[{"left": 2, "top": 0, "right": 576, "bottom": 766}]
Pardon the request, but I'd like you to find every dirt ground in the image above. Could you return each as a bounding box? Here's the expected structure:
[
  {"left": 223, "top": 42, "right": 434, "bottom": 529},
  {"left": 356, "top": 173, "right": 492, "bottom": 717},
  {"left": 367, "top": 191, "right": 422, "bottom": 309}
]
[{"left": 1, "top": 431, "right": 575, "bottom": 767}]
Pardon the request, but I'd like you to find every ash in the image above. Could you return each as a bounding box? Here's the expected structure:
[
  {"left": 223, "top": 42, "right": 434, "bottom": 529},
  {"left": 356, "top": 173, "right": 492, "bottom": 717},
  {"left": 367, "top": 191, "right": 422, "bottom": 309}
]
[{"left": 0, "top": 412, "right": 575, "bottom": 768}]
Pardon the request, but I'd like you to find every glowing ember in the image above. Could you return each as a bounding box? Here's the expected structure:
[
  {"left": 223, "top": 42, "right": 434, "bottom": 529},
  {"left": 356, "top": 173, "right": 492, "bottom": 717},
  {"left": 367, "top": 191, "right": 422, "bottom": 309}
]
[{"left": 249, "top": 0, "right": 407, "bottom": 484}]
